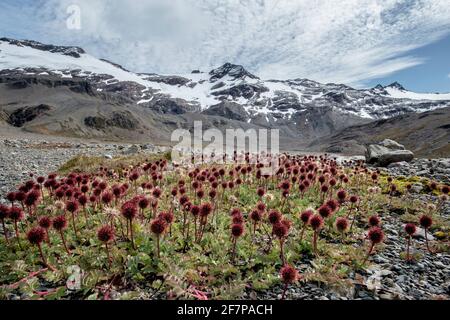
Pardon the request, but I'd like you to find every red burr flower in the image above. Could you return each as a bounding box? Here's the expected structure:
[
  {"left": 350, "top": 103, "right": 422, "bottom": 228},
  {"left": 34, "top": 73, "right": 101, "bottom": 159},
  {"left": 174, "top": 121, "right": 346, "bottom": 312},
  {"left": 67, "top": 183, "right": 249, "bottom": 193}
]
[
  {"left": 27, "top": 227, "right": 46, "bottom": 245},
  {"left": 97, "top": 225, "right": 115, "bottom": 243}
]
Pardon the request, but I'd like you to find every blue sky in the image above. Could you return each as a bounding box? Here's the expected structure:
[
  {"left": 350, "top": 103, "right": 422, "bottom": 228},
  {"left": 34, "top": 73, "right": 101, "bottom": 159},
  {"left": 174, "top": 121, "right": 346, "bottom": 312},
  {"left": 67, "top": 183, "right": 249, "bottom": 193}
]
[{"left": 1, "top": 0, "right": 450, "bottom": 93}]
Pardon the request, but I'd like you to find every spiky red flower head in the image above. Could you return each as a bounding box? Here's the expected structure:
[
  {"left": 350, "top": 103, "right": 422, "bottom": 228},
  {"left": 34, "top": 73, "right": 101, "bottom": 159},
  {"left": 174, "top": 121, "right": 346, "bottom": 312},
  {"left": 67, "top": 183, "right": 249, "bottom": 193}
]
[
  {"left": 138, "top": 197, "right": 150, "bottom": 210},
  {"left": 65, "top": 200, "right": 79, "bottom": 213},
  {"left": 250, "top": 210, "right": 262, "bottom": 222},
  {"left": 190, "top": 205, "right": 200, "bottom": 217},
  {"left": 419, "top": 215, "right": 432, "bottom": 229},
  {"left": 160, "top": 211, "right": 174, "bottom": 224},
  {"left": 325, "top": 199, "right": 339, "bottom": 212},
  {"left": 368, "top": 227, "right": 384, "bottom": 244},
  {"left": 318, "top": 175, "right": 326, "bottom": 184},
  {"left": 101, "top": 192, "right": 113, "bottom": 205},
  {"left": 232, "top": 214, "right": 244, "bottom": 225},
  {"left": 150, "top": 218, "right": 167, "bottom": 235},
  {"left": 27, "top": 227, "right": 45, "bottom": 245},
  {"left": 97, "top": 225, "right": 115, "bottom": 243},
  {"left": 371, "top": 173, "right": 378, "bottom": 181},
  {"left": 300, "top": 209, "right": 313, "bottom": 224},
  {"left": 310, "top": 214, "right": 324, "bottom": 231},
  {"left": 257, "top": 187, "right": 265, "bottom": 198},
  {"left": 273, "top": 222, "right": 288, "bottom": 239},
  {"left": 349, "top": 195, "right": 359, "bottom": 204},
  {"left": 6, "top": 192, "right": 17, "bottom": 203},
  {"left": 318, "top": 205, "right": 332, "bottom": 219},
  {"left": 321, "top": 185, "right": 329, "bottom": 193},
  {"left": 196, "top": 189, "right": 205, "bottom": 199},
  {"left": 337, "top": 189, "right": 347, "bottom": 202},
  {"left": 121, "top": 201, "right": 138, "bottom": 220},
  {"left": 390, "top": 184, "right": 397, "bottom": 192},
  {"left": 179, "top": 195, "right": 189, "bottom": 206},
  {"left": 24, "top": 190, "right": 40, "bottom": 207},
  {"left": 208, "top": 189, "right": 217, "bottom": 199},
  {"left": 231, "top": 208, "right": 241, "bottom": 217},
  {"left": 442, "top": 185, "right": 450, "bottom": 195},
  {"left": 0, "top": 205, "right": 10, "bottom": 220},
  {"left": 429, "top": 182, "right": 437, "bottom": 190},
  {"left": 8, "top": 206, "right": 24, "bottom": 221},
  {"left": 52, "top": 215, "right": 67, "bottom": 231},
  {"left": 404, "top": 223, "right": 416, "bottom": 236},
  {"left": 152, "top": 187, "right": 162, "bottom": 199},
  {"left": 37, "top": 176, "right": 45, "bottom": 184},
  {"left": 280, "top": 265, "right": 298, "bottom": 284},
  {"left": 368, "top": 215, "right": 380, "bottom": 227},
  {"left": 231, "top": 223, "right": 244, "bottom": 238},
  {"left": 256, "top": 202, "right": 266, "bottom": 212},
  {"left": 335, "top": 217, "right": 349, "bottom": 232},
  {"left": 200, "top": 203, "right": 213, "bottom": 217},
  {"left": 387, "top": 177, "right": 393, "bottom": 183},
  {"left": 268, "top": 210, "right": 282, "bottom": 225},
  {"left": 280, "top": 181, "right": 290, "bottom": 191},
  {"left": 38, "top": 216, "right": 52, "bottom": 229},
  {"left": 129, "top": 171, "right": 140, "bottom": 181}
]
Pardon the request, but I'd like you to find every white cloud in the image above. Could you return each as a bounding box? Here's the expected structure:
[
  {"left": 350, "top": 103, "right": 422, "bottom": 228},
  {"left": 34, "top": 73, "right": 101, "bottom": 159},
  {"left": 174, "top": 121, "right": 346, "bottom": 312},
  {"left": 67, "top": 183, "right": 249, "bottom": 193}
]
[{"left": 2, "top": 0, "right": 450, "bottom": 86}]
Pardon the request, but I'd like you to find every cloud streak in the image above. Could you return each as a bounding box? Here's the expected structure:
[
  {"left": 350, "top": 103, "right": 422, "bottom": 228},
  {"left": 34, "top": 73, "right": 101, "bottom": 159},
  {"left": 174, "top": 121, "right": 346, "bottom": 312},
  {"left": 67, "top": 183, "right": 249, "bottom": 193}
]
[{"left": 1, "top": 0, "right": 450, "bottom": 87}]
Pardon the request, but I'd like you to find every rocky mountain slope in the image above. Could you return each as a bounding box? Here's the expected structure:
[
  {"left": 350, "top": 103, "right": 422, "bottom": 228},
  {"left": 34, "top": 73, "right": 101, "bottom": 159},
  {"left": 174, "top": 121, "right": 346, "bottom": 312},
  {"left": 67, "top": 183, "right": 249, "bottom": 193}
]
[{"left": 1, "top": 37, "right": 450, "bottom": 153}]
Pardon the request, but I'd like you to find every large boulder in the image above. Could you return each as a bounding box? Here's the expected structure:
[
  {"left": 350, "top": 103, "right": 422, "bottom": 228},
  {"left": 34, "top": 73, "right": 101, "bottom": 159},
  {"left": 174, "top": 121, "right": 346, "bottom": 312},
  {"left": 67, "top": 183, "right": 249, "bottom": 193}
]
[{"left": 366, "top": 139, "right": 414, "bottom": 167}]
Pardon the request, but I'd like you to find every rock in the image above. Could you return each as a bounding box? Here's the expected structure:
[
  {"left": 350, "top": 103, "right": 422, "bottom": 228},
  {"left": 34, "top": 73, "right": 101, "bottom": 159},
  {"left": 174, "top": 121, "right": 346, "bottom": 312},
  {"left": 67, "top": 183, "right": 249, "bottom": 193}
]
[
  {"left": 387, "top": 161, "right": 410, "bottom": 169},
  {"left": 411, "top": 227, "right": 435, "bottom": 240},
  {"left": 366, "top": 139, "right": 414, "bottom": 167},
  {"left": 123, "top": 145, "right": 141, "bottom": 155},
  {"left": 379, "top": 139, "right": 406, "bottom": 150},
  {"left": 104, "top": 154, "right": 113, "bottom": 159}
]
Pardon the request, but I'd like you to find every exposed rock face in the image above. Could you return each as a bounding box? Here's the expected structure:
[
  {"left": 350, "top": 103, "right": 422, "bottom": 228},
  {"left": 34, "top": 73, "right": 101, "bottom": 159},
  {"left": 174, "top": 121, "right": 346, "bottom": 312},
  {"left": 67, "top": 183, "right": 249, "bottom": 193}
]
[
  {"left": 366, "top": 139, "right": 414, "bottom": 167},
  {"left": 84, "top": 112, "right": 139, "bottom": 130},
  {"left": 202, "top": 101, "right": 248, "bottom": 122},
  {"left": 8, "top": 104, "right": 52, "bottom": 127},
  {"left": 0, "top": 38, "right": 85, "bottom": 58}
]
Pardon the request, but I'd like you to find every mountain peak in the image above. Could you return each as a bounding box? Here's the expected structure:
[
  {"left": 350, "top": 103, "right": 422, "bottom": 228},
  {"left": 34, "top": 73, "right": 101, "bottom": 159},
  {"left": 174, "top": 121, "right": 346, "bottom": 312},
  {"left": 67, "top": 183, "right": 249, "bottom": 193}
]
[
  {"left": 0, "top": 37, "right": 86, "bottom": 58},
  {"left": 386, "top": 82, "right": 406, "bottom": 91},
  {"left": 209, "top": 63, "right": 259, "bottom": 82}
]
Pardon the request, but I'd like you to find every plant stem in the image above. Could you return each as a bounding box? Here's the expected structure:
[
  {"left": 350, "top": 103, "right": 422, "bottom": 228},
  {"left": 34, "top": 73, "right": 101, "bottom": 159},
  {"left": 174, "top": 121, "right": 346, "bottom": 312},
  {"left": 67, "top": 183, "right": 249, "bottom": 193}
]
[
  {"left": 1, "top": 219, "right": 9, "bottom": 244},
  {"left": 60, "top": 230, "right": 71, "bottom": 254}
]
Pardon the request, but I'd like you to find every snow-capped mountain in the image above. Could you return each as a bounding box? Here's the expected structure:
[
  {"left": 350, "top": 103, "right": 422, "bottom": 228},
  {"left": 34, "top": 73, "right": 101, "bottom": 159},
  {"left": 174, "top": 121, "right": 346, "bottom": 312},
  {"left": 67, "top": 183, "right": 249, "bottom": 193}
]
[{"left": 1, "top": 37, "right": 449, "bottom": 149}]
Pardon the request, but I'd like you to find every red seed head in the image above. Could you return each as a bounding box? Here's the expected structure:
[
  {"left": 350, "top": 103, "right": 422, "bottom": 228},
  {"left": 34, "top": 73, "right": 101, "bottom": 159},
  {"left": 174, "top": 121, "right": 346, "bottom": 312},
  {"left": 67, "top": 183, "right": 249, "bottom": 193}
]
[
  {"left": 441, "top": 185, "right": 450, "bottom": 195},
  {"left": 318, "top": 205, "right": 332, "bottom": 219},
  {"left": 404, "top": 223, "right": 416, "bottom": 236},
  {"left": 0, "top": 204, "right": 10, "bottom": 220},
  {"left": 230, "top": 208, "right": 241, "bottom": 217},
  {"left": 325, "top": 199, "right": 339, "bottom": 212},
  {"left": 280, "top": 265, "right": 298, "bottom": 284},
  {"left": 6, "top": 192, "right": 17, "bottom": 203},
  {"left": 150, "top": 218, "right": 167, "bottom": 235},
  {"left": 65, "top": 200, "right": 79, "bottom": 213},
  {"left": 257, "top": 187, "right": 265, "bottom": 197},
  {"left": 272, "top": 222, "right": 288, "bottom": 239},
  {"left": 368, "top": 215, "right": 380, "bottom": 227},
  {"left": 138, "top": 197, "right": 150, "bottom": 210},
  {"left": 232, "top": 214, "right": 244, "bottom": 225},
  {"left": 310, "top": 214, "right": 324, "bottom": 231},
  {"left": 335, "top": 217, "right": 349, "bottom": 232},
  {"left": 101, "top": 192, "right": 113, "bottom": 205},
  {"left": 368, "top": 227, "right": 384, "bottom": 244},
  {"left": 38, "top": 216, "right": 52, "bottom": 229},
  {"left": 250, "top": 210, "right": 262, "bottom": 222},
  {"left": 200, "top": 203, "right": 213, "bottom": 217},
  {"left": 231, "top": 223, "right": 244, "bottom": 238},
  {"left": 337, "top": 189, "right": 347, "bottom": 202},
  {"left": 121, "top": 201, "right": 138, "bottom": 220},
  {"left": 419, "top": 215, "right": 432, "bottom": 229},
  {"left": 320, "top": 185, "right": 329, "bottom": 193},
  {"left": 52, "top": 215, "right": 67, "bottom": 231},
  {"left": 190, "top": 205, "right": 200, "bottom": 217},
  {"left": 97, "top": 225, "right": 115, "bottom": 243},
  {"left": 24, "top": 190, "right": 40, "bottom": 207},
  {"left": 8, "top": 206, "right": 24, "bottom": 221},
  {"left": 152, "top": 187, "right": 162, "bottom": 199},
  {"left": 300, "top": 209, "right": 313, "bottom": 224},
  {"left": 268, "top": 210, "right": 282, "bottom": 225},
  {"left": 256, "top": 202, "right": 266, "bottom": 212},
  {"left": 349, "top": 195, "right": 359, "bottom": 204},
  {"left": 27, "top": 227, "right": 45, "bottom": 245},
  {"left": 160, "top": 211, "right": 174, "bottom": 224}
]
